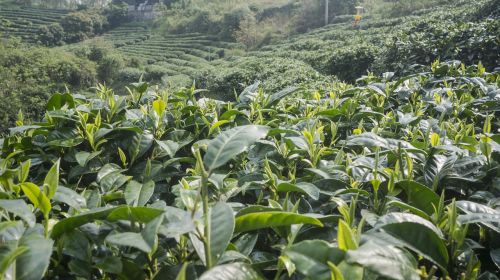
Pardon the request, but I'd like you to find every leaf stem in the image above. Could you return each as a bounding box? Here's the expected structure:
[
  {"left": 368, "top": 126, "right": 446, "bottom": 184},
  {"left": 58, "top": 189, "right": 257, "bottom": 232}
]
[
  {"left": 201, "top": 170, "right": 213, "bottom": 269},
  {"left": 194, "top": 148, "right": 213, "bottom": 269}
]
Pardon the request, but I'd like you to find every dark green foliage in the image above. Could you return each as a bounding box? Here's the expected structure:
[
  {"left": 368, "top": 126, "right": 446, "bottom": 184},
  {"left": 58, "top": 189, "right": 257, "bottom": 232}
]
[
  {"left": 60, "top": 10, "right": 108, "bottom": 43},
  {"left": 104, "top": 3, "right": 130, "bottom": 28},
  {"left": 197, "top": 57, "right": 326, "bottom": 100},
  {"left": 323, "top": 44, "right": 379, "bottom": 82},
  {"left": 0, "top": 41, "right": 97, "bottom": 132},
  {"left": 380, "top": 18, "right": 500, "bottom": 73},
  {"left": 0, "top": 61, "right": 499, "bottom": 279},
  {"left": 37, "top": 23, "right": 65, "bottom": 46}
]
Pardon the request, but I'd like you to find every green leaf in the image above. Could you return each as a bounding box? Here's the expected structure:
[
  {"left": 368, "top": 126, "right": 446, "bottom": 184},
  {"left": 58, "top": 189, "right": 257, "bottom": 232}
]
[
  {"left": 153, "top": 99, "right": 166, "bottom": 116},
  {"left": 456, "top": 201, "right": 500, "bottom": 232},
  {"left": 95, "top": 256, "right": 123, "bottom": 274},
  {"left": 458, "top": 213, "right": 500, "bottom": 225},
  {"left": 277, "top": 182, "right": 320, "bottom": 200},
  {"left": 235, "top": 212, "right": 323, "bottom": 233},
  {"left": 175, "top": 262, "right": 189, "bottom": 280},
  {"left": 346, "top": 242, "right": 419, "bottom": 280},
  {"left": 124, "top": 180, "right": 155, "bottom": 207},
  {"left": 397, "top": 180, "right": 440, "bottom": 215},
  {"left": 234, "top": 233, "right": 258, "bottom": 256},
  {"left": 199, "top": 262, "right": 262, "bottom": 280},
  {"left": 385, "top": 200, "right": 431, "bottom": 220},
  {"left": 16, "top": 231, "right": 54, "bottom": 280},
  {"left": 106, "top": 232, "right": 151, "bottom": 253},
  {"left": 238, "top": 81, "right": 260, "bottom": 104},
  {"left": 375, "top": 213, "right": 448, "bottom": 270},
  {"left": 18, "top": 160, "right": 30, "bottom": 183},
  {"left": 107, "top": 206, "right": 164, "bottom": 223},
  {"left": 204, "top": 125, "right": 269, "bottom": 172},
  {"left": 53, "top": 186, "right": 87, "bottom": 210},
  {"left": 51, "top": 206, "right": 119, "bottom": 238},
  {"left": 97, "top": 164, "right": 132, "bottom": 192},
  {"left": 337, "top": 261, "right": 363, "bottom": 280},
  {"left": 156, "top": 140, "right": 180, "bottom": 158},
  {"left": 267, "top": 86, "right": 298, "bottom": 106},
  {"left": 20, "top": 182, "right": 51, "bottom": 218},
  {"left": 328, "top": 262, "right": 344, "bottom": 280},
  {"left": 141, "top": 215, "right": 164, "bottom": 252},
  {"left": 126, "top": 132, "right": 154, "bottom": 164},
  {"left": 0, "top": 221, "right": 26, "bottom": 241},
  {"left": 423, "top": 154, "right": 455, "bottom": 189},
  {"left": 75, "top": 150, "right": 102, "bottom": 167},
  {"left": 0, "top": 199, "right": 36, "bottom": 227},
  {"left": 490, "top": 249, "right": 500, "bottom": 269},
  {"left": 47, "top": 93, "right": 75, "bottom": 111},
  {"left": 0, "top": 243, "right": 28, "bottom": 276},
  {"left": 43, "top": 158, "right": 60, "bottom": 199},
  {"left": 284, "top": 240, "right": 345, "bottom": 280},
  {"left": 337, "top": 220, "right": 358, "bottom": 250},
  {"left": 210, "top": 202, "right": 235, "bottom": 264}
]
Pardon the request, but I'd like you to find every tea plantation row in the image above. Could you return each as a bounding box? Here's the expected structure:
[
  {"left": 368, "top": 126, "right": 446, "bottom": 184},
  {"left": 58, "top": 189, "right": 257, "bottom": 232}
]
[{"left": 0, "top": 60, "right": 499, "bottom": 279}]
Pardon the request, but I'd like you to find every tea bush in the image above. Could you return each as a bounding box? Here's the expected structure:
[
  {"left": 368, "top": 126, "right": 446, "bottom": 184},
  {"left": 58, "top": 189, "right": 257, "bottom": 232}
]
[{"left": 0, "top": 61, "right": 499, "bottom": 279}]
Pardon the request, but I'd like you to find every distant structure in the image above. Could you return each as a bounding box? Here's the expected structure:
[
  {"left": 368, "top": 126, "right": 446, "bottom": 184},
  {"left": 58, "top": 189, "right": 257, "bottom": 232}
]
[{"left": 128, "top": 0, "right": 160, "bottom": 20}]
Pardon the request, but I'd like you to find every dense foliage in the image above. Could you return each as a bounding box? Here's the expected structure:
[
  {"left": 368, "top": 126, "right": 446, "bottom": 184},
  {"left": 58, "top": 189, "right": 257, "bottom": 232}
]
[
  {"left": 0, "top": 61, "right": 499, "bottom": 279},
  {"left": 0, "top": 40, "right": 97, "bottom": 133}
]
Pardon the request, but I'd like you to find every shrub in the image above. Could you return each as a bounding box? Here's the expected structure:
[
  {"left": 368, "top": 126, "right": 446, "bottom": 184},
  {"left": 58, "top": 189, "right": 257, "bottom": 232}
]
[
  {"left": 37, "top": 23, "right": 65, "bottom": 46},
  {"left": 118, "top": 67, "right": 144, "bottom": 81},
  {"left": 145, "top": 64, "right": 171, "bottom": 81},
  {"left": 61, "top": 10, "right": 108, "bottom": 43},
  {"left": 0, "top": 41, "right": 97, "bottom": 132}
]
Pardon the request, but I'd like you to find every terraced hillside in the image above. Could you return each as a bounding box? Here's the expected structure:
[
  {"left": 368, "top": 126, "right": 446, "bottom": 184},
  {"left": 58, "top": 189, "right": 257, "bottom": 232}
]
[
  {"left": 100, "top": 23, "right": 244, "bottom": 82},
  {"left": 0, "top": 6, "right": 68, "bottom": 43}
]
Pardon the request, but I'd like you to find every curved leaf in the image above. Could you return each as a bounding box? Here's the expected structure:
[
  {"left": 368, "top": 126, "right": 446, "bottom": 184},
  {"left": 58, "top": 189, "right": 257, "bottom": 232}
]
[
  {"left": 20, "top": 182, "right": 51, "bottom": 218},
  {"left": 199, "top": 262, "right": 262, "bottom": 280},
  {"left": 337, "top": 220, "right": 358, "bottom": 250},
  {"left": 0, "top": 199, "right": 36, "bottom": 227},
  {"left": 284, "top": 240, "right": 345, "bottom": 280},
  {"left": 106, "top": 232, "right": 151, "bottom": 253},
  {"left": 210, "top": 202, "right": 235, "bottom": 264},
  {"left": 235, "top": 212, "right": 323, "bottom": 233},
  {"left": 277, "top": 182, "right": 320, "bottom": 200},
  {"left": 204, "top": 125, "right": 269, "bottom": 172},
  {"left": 51, "top": 207, "right": 119, "bottom": 238},
  {"left": 124, "top": 180, "right": 155, "bottom": 207},
  {"left": 43, "top": 158, "right": 60, "bottom": 199},
  {"left": 346, "top": 242, "right": 419, "bottom": 280},
  {"left": 397, "top": 180, "right": 439, "bottom": 215},
  {"left": 375, "top": 213, "right": 448, "bottom": 269},
  {"left": 16, "top": 232, "right": 54, "bottom": 280},
  {"left": 53, "top": 186, "right": 87, "bottom": 210},
  {"left": 107, "top": 206, "right": 164, "bottom": 223}
]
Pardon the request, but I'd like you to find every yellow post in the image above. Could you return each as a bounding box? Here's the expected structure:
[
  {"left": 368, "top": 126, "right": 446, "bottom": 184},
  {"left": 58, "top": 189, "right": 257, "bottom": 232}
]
[{"left": 353, "top": 6, "right": 363, "bottom": 28}]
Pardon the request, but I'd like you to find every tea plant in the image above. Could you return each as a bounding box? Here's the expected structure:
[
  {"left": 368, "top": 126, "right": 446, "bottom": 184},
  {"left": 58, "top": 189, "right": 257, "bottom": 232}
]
[{"left": 0, "top": 61, "right": 499, "bottom": 279}]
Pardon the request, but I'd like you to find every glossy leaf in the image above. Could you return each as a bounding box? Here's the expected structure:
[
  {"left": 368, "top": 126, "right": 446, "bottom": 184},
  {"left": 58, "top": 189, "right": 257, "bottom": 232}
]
[
  {"left": 199, "top": 262, "right": 262, "bottom": 280},
  {"left": 210, "top": 202, "right": 235, "bottom": 264},
  {"left": 20, "top": 182, "right": 51, "bottom": 218},
  {"left": 43, "top": 158, "right": 60, "bottom": 199},
  {"left": 375, "top": 213, "right": 448, "bottom": 269},
  {"left": 337, "top": 220, "right": 357, "bottom": 250},
  {"left": 16, "top": 231, "right": 54, "bottom": 280},
  {"left": 235, "top": 212, "right": 323, "bottom": 233},
  {"left": 105, "top": 232, "right": 151, "bottom": 253},
  {"left": 284, "top": 240, "right": 345, "bottom": 280},
  {"left": 204, "top": 125, "right": 269, "bottom": 172},
  {"left": 277, "top": 182, "right": 320, "bottom": 200},
  {"left": 0, "top": 199, "right": 36, "bottom": 227},
  {"left": 346, "top": 242, "right": 419, "bottom": 280},
  {"left": 397, "top": 180, "right": 440, "bottom": 215},
  {"left": 124, "top": 180, "right": 155, "bottom": 207}
]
